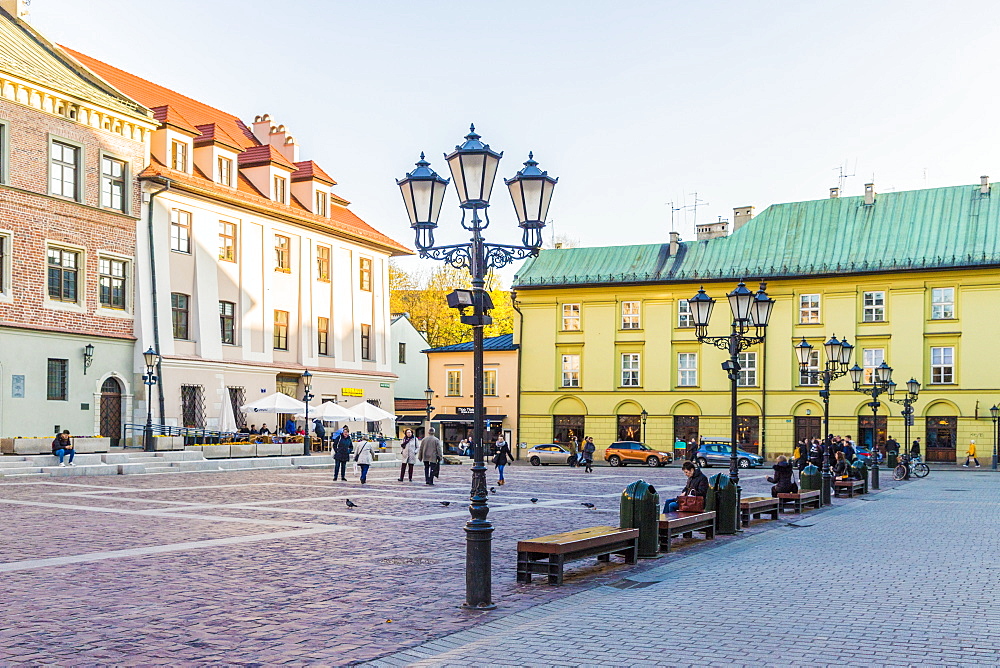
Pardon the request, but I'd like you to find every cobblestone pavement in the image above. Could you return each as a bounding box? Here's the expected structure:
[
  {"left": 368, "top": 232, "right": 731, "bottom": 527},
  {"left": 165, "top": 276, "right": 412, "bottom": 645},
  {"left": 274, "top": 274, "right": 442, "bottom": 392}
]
[
  {"left": 0, "top": 461, "right": 908, "bottom": 665},
  {"left": 371, "top": 469, "right": 998, "bottom": 667}
]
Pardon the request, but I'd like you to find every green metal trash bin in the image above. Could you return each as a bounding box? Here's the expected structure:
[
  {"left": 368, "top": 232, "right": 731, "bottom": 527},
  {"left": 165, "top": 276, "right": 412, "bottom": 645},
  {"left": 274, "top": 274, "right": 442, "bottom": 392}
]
[
  {"left": 799, "top": 464, "right": 822, "bottom": 492},
  {"left": 620, "top": 480, "right": 660, "bottom": 558},
  {"left": 705, "top": 473, "right": 738, "bottom": 535},
  {"left": 887, "top": 450, "right": 898, "bottom": 468},
  {"left": 851, "top": 459, "right": 869, "bottom": 493}
]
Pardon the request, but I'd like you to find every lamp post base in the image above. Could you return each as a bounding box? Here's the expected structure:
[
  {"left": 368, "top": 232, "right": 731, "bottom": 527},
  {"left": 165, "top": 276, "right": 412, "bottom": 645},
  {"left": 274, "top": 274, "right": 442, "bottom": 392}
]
[
  {"left": 871, "top": 463, "right": 880, "bottom": 490},
  {"left": 820, "top": 470, "right": 833, "bottom": 506},
  {"left": 143, "top": 424, "right": 154, "bottom": 452},
  {"left": 303, "top": 435, "right": 311, "bottom": 457},
  {"left": 463, "top": 517, "right": 495, "bottom": 610}
]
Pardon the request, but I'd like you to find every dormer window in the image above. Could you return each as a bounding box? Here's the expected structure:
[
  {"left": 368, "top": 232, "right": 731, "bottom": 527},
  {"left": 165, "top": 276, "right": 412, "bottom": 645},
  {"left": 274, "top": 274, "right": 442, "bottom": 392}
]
[
  {"left": 218, "top": 156, "right": 233, "bottom": 186},
  {"left": 315, "top": 191, "right": 328, "bottom": 216},
  {"left": 171, "top": 140, "right": 188, "bottom": 171},
  {"left": 274, "top": 176, "right": 287, "bottom": 204}
]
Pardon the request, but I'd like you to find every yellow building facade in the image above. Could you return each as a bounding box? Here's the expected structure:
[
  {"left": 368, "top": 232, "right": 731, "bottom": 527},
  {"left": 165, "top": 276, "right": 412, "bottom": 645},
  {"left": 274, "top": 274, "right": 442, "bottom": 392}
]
[{"left": 513, "top": 182, "right": 1000, "bottom": 463}]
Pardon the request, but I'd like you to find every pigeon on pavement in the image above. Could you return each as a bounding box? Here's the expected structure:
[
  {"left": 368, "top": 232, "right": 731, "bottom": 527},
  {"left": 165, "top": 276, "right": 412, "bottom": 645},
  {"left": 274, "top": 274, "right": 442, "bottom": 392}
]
[
  {"left": 581, "top": 502, "right": 596, "bottom": 509},
  {"left": 530, "top": 498, "right": 539, "bottom": 504},
  {"left": 345, "top": 499, "right": 358, "bottom": 508},
  {"left": 439, "top": 501, "right": 451, "bottom": 507},
  {"left": 489, "top": 487, "right": 497, "bottom": 494}
]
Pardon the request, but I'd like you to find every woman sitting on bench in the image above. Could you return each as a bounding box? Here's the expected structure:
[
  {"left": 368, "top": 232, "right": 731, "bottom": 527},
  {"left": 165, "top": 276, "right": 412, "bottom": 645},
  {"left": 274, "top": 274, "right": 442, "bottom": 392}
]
[
  {"left": 662, "top": 461, "right": 709, "bottom": 513},
  {"left": 767, "top": 455, "right": 798, "bottom": 497},
  {"left": 831, "top": 451, "right": 849, "bottom": 478}
]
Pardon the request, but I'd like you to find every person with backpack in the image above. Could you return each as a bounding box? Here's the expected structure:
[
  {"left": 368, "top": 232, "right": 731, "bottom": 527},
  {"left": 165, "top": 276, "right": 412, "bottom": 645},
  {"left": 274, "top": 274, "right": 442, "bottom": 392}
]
[
  {"left": 331, "top": 426, "right": 352, "bottom": 481},
  {"left": 354, "top": 437, "right": 374, "bottom": 484},
  {"left": 493, "top": 437, "right": 513, "bottom": 485}
]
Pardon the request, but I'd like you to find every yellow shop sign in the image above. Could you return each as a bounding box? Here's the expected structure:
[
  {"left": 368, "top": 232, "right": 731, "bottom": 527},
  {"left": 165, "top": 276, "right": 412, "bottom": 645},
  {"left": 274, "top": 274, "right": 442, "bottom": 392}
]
[{"left": 342, "top": 388, "right": 364, "bottom": 397}]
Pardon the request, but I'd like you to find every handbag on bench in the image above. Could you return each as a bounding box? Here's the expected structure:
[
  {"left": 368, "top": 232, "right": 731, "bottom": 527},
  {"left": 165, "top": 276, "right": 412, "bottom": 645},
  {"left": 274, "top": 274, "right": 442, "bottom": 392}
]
[{"left": 677, "top": 495, "right": 705, "bottom": 512}]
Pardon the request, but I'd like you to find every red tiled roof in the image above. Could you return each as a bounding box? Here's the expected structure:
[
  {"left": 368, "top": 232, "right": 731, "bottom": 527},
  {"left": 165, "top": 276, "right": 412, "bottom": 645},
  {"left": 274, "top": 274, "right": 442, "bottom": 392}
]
[
  {"left": 194, "top": 123, "right": 243, "bottom": 152},
  {"left": 292, "top": 160, "right": 337, "bottom": 185},
  {"left": 395, "top": 399, "right": 429, "bottom": 411},
  {"left": 150, "top": 105, "right": 199, "bottom": 136},
  {"left": 62, "top": 46, "right": 259, "bottom": 148},
  {"left": 238, "top": 144, "right": 297, "bottom": 170}
]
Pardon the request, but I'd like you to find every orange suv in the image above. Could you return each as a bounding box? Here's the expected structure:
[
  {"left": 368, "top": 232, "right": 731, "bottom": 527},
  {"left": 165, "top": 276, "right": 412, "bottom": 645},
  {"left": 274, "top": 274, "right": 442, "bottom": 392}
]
[{"left": 604, "top": 441, "right": 673, "bottom": 467}]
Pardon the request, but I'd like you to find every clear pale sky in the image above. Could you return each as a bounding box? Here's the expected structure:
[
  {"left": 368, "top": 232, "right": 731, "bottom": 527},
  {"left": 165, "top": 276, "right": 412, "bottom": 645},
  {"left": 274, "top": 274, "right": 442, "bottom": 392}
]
[{"left": 30, "top": 0, "right": 1000, "bottom": 278}]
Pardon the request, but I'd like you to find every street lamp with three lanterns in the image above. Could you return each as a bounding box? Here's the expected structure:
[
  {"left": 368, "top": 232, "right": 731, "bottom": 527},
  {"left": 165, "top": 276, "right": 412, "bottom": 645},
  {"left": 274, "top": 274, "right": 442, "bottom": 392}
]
[
  {"left": 887, "top": 377, "right": 921, "bottom": 477},
  {"left": 849, "top": 360, "right": 895, "bottom": 489}
]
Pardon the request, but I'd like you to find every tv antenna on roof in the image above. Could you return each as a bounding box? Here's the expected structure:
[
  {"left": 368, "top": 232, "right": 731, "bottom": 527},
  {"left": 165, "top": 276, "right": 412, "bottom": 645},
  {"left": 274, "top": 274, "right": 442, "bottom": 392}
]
[
  {"left": 833, "top": 160, "right": 857, "bottom": 192},
  {"left": 677, "top": 192, "right": 709, "bottom": 227}
]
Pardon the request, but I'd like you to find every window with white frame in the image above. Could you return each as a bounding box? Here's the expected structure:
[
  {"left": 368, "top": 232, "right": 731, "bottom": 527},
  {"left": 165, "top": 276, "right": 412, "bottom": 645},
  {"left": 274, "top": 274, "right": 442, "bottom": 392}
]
[
  {"left": 930, "top": 346, "right": 954, "bottom": 384},
  {"left": 484, "top": 369, "right": 498, "bottom": 396},
  {"left": 562, "top": 303, "right": 580, "bottom": 330},
  {"left": 170, "top": 209, "right": 191, "bottom": 253},
  {"left": 170, "top": 140, "right": 188, "bottom": 172},
  {"left": 862, "top": 348, "right": 884, "bottom": 384},
  {"left": 98, "top": 257, "right": 127, "bottom": 310},
  {"left": 677, "top": 352, "right": 697, "bottom": 386},
  {"left": 317, "top": 317, "right": 329, "bottom": 355},
  {"left": 360, "top": 323, "right": 372, "bottom": 360},
  {"left": 447, "top": 369, "right": 462, "bottom": 396},
  {"left": 799, "top": 294, "right": 820, "bottom": 324},
  {"left": 219, "top": 222, "right": 237, "bottom": 262},
  {"left": 315, "top": 191, "right": 328, "bottom": 216},
  {"left": 273, "top": 175, "right": 287, "bottom": 204},
  {"left": 737, "top": 351, "right": 757, "bottom": 387},
  {"left": 217, "top": 156, "right": 234, "bottom": 186},
  {"left": 0, "top": 121, "right": 7, "bottom": 184},
  {"left": 677, "top": 299, "right": 693, "bottom": 328},
  {"left": 0, "top": 234, "right": 8, "bottom": 294},
  {"left": 100, "top": 156, "right": 127, "bottom": 212},
  {"left": 621, "top": 301, "right": 640, "bottom": 329},
  {"left": 863, "top": 291, "right": 886, "bottom": 322},
  {"left": 931, "top": 288, "right": 954, "bottom": 320},
  {"left": 799, "top": 349, "right": 820, "bottom": 386},
  {"left": 561, "top": 354, "right": 580, "bottom": 387},
  {"left": 50, "top": 140, "right": 80, "bottom": 200},
  {"left": 621, "top": 353, "right": 640, "bottom": 387}
]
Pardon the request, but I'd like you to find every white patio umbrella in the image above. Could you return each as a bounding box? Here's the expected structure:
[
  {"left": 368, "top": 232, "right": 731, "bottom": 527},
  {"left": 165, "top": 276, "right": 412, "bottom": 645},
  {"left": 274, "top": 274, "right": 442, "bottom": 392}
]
[
  {"left": 295, "top": 401, "right": 362, "bottom": 422},
  {"left": 219, "top": 398, "right": 238, "bottom": 433},
  {"left": 347, "top": 401, "right": 397, "bottom": 422},
  {"left": 240, "top": 392, "right": 307, "bottom": 415}
]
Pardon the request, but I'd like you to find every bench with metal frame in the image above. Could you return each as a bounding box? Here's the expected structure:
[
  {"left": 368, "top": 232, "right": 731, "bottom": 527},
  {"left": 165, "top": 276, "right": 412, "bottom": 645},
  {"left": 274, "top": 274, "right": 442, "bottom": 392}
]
[
  {"left": 740, "top": 496, "right": 780, "bottom": 527},
  {"left": 516, "top": 526, "right": 638, "bottom": 585},
  {"left": 777, "top": 490, "right": 821, "bottom": 513},
  {"left": 658, "top": 511, "right": 716, "bottom": 552},
  {"left": 833, "top": 479, "right": 865, "bottom": 498}
]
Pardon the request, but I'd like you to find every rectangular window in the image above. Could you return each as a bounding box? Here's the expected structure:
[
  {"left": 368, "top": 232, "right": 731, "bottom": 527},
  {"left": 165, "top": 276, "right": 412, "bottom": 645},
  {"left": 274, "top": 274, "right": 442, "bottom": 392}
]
[
  {"left": 799, "top": 294, "right": 820, "bottom": 324},
  {"left": 553, "top": 415, "right": 585, "bottom": 445},
  {"left": 98, "top": 257, "right": 127, "bottom": 310},
  {"left": 318, "top": 316, "right": 329, "bottom": 355},
  {"left": 398, "top": 341, "right": 406, "bottom": 364},
  {"left": 180, "top": 384, "right": 205, "bottom": 428},
  {"left": 0, "top": 122, "right": 7, "bottom": 184},
  {"left": 219, "top": 221, "right": 237, "bottom": 262},
  {"left": 621, "top": 353, "right": 640, "bottom": 387},
  {"left": 863, "top": 291, "right": 886, "bottom": 322},
  {"left": 799, "top": 349, "right": 820, "bottom": 386},
  {"left": 447, "top": 369, "right": 462, "bottom": 396},
  {"left": 50, "top": 140, "right": 79, "bottom": 199},
  {"left": 46, "top": 247, "right": 79, "bottom": 303},
  {"left": 737, "top": 351, "right": 757, "bottom": 387},
  {"left": 46, "top": 359, "right": 68, "bottom": 400},
  {"left": 170, "top": 140, "right": 187, "bottom": 171},
  {"left": 678, "top": 352, "right": 697, "bottom": 386},
  {"left": 273, "top": 310, "right": 289, "bottom": 350},
  {"left": 359, "top": 257, "right": 372, "bottom": 291},
  {"left": 930, "top": 346, "right": 954, "bottom": 384},
  {"left": 0, "top": 234, "right": 6, "bottom": 293},
  {"left": 862, "top": 348, "right": 884, "bottom": 384},
  {"left": 360, "top": 323, "right": 372, "bottom": 360},
  {"left": 315, "top": 191, "right": 328, "bottom": 216},
  {"left": 219, "top": 301, "right": 235, "bottom": 344},
  {"left": 273, "top": 175, "right": 287, "bottom": 204},
  {"left": 561, "top": 354, "right": 580, "bottom": 387},
  {"left": 484, "top": 369, "right": 498, "bottom": 396},
  {"left": 100, "top": 156, "right": 127, "bottom": 212},
  {"left": 621, "top": 301, "right": 640, "bottom": 329},
  {"left": 562, "top": 303, "right": 580, "bottom": 330},
  {"left": 217, "top": 156, "right": 233, "bottom": 186},
  {"left": 316, "top": 245, "right": 331, "bottom": 281},
  {"left": 275, "top": 235, "right": 290, "bottom": 271},
  {"left": 677, "top": 299, "right": 693, "bottom": 328},
  {"left": 170, "top": 209, "right": 191, "bottom": 253},
  {"left": 931, "top": 288, "right": 954, "bottom": 320},
  {"left": 171, "top": 293, "right": 190, "bottom": 339}
]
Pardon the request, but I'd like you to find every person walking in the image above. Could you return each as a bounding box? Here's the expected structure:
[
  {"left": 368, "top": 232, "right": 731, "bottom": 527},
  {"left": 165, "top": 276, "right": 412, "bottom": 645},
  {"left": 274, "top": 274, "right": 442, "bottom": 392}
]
[
  {"left": 331, "top": 426, "right": 352, "bottom": 481},
  {"left": 51, "top": 430, "right": 75, "bottom": 467},
  {"left": 910, "top": 437, "right": 921, "bottom": 459},
  {"left": 493, "top": 437, "right": 513, "bottom": 485},
  {"left": 398, "top": 428, "right": 419, "bottom": 482},
  {"left": 581, "top": 436, "right": 596, "bottom": 473},
  {"left": 567, "top": 436, "right": 579, "bottom": 467},
  {"left": 685, "top": 439, "right": 698, "bottom": 464},
  {"left": 354, "top": 437, "right": 374, "bottom": 484},
  {"left": 964, "top": 440, "right": 981, "bottom": 467},
  {"left": 418, "top": 427, "right": 443, "bottom": 485}
]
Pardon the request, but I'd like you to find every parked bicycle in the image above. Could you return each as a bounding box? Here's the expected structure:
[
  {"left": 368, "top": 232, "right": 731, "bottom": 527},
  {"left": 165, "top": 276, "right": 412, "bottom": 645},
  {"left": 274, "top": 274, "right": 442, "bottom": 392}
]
[{"left": 893, "top": 453, "right": 930, "bottom": 480}]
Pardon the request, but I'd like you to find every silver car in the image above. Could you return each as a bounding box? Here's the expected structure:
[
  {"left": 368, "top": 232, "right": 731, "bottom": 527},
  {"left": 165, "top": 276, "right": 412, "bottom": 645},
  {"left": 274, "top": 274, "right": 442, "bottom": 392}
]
[{"left": 527, "top": 443, "right": 577, "bottom": 466}]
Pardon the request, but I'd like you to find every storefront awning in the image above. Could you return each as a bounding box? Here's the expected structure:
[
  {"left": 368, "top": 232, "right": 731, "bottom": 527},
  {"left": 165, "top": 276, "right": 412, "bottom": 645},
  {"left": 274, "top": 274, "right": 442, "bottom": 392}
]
[
  {"left": 432, "top": 414, "right": 507, "bottom": 424},
  {"left": 395, "top": 415, "right": 425, "bottom": 424}
]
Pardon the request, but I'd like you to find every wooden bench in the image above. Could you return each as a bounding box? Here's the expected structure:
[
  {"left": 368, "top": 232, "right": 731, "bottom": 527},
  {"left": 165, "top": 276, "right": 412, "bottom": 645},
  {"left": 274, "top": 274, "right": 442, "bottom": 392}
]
[
  {"left": 777, "top": 490, "right": 821, "bottom": 513},
  {"left": 834, "top": 479, "right": 865, "bottom": 497},
  {"left": 740, "top": 496, "right": 779, "bottom": 527},
  {"left": 658, "top": 511, "right": 716, "bottom": 552},
  {"left": 516, "top": 526, "right": 638, "bottom": 585}
]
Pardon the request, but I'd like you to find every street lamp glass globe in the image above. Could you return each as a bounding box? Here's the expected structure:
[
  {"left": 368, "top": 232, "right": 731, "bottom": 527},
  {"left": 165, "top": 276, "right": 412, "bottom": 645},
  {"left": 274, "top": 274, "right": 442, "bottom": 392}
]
[
  {"left": 640, "top": 409, "right": 648, "bottom": 425},
  {"left": 142, "top": 347, "right": 158, "bottom": 369},
  {"left": 749, "top": 282, "right": 774, "bottom": 327},
  {"left": 907, "top": 378, "right": 921, "bottom": 396},
  {"left": 849, "top": 364, "right": 864, "bottom": 386},
  {"left": 505, "top": 152, "right": 558, "bottom": 232},
  {"left": 445, "top": 125, "right": 502, "bottom": 208},
  {"left": 424, "top": 387, "right": 434, "bottom": 402},
  {"left": 991, "top": 404, "right": 999, "bottom": 421},
  {"left": 794, "top": 337, "right": 814, "bottom": 366},
  {"left": 838, "top": 339, "right": 854, "bottom": 366},
  {"left": 886, "top": 380, "right": 896, "bottom": 397},
  {"left": 727, "top": 281, "right": 754, "bottom": 322},
  {"left": 824, "top": 335, "right": 842, "bottom": 363},
  {"left": 688, "top": 287, "right": 715, "bottom": 328},
  {"left": 397, "top": 152, "right": 450, "bottom": 229},
  {"left": 302, "top": 369, "right": 312, "bottom": 390},
  {"left": 875, "top": 362, "right": 893, "bottom": 384}
]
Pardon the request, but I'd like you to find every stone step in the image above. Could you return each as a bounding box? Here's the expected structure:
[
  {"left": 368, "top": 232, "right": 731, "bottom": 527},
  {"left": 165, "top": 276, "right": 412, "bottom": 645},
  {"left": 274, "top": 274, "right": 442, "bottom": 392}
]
[
  {"left": 2, "top": 471, "right": 49, "bottom": 478},
  {"left": 22, "top": 454, "right": 105, "bottom": 466},
  {"left": 0, "top": 466, "right": 45, "bottom": 475},
  {"left": 44, "top": 464, "right": 119, "bottom": 477}
]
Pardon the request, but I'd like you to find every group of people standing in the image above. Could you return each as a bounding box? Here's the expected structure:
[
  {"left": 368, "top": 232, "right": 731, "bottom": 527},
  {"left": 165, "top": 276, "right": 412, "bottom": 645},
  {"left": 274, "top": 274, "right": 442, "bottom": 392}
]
[
  {"left": 566, "top": 436, "right": 597, "bottom": 472},
  {"left": 396, "top": 427, "right": 448, "bottom": 486}
]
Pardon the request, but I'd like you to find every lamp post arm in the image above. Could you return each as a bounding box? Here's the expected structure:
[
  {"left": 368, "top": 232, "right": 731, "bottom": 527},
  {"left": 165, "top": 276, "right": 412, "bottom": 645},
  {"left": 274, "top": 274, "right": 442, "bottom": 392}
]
[{"left": 483, "top": 243, "right": 539, "bottom": 270}]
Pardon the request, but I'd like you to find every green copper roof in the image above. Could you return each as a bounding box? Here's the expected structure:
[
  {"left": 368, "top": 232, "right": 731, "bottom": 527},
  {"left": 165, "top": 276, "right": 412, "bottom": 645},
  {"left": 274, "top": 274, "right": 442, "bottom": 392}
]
[{"left": 514, "top": 183, "right": 1000, "bottom": 287}]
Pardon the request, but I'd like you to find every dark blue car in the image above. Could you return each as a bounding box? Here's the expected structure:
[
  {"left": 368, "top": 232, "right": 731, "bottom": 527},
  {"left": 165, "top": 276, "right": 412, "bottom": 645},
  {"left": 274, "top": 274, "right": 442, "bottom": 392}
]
[{"left": 695, "top": 441, "right": 764, "bottom": 469}]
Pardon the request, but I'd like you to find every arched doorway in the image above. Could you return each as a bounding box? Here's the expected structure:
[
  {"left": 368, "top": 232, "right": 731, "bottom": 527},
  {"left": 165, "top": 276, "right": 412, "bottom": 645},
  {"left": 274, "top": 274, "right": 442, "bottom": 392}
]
[{"left": 100, "top": 377, "right": 123, "bottom": 447}]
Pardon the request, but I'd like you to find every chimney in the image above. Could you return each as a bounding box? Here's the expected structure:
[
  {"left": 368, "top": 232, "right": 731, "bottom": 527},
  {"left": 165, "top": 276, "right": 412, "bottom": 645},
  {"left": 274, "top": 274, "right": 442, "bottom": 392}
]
[
  {"left": 732, "top": 206, "right": 754, "bottom": 232},
  {"left": 981, "top": 175, "right": 990, "bottom": 196},
  {"left": 276, "top": 135, "right": 299, "bottom": 162},
  {"left": 864, "top": 183, "right": 875, "bottom": 206},
  {"left": 669, "top": 231, "right": 680, "bottom": 256},
  {"left": 830, "top": 187, "right": 840, "bottom": 199},
  {"left": 252, "top": 114, "right": 273, "bottom": 144},
  {"left": 696, "top": 217, "right": 729, "bottom": 241},
  {"left": 553, "top": 242, "right": 563, "bottom": 249},
  {"left": 0, "top": 0, "right": 30, "bottom": 20}
]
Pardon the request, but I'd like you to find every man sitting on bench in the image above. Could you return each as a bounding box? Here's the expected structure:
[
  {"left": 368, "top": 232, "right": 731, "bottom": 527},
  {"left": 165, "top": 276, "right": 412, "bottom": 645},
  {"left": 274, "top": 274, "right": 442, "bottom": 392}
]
[
  {"left": 663, "top": 461, "right": 709, "bottom": 512},
  {"left": 767, "top": 455, "right": 798, "bottom": 498}
]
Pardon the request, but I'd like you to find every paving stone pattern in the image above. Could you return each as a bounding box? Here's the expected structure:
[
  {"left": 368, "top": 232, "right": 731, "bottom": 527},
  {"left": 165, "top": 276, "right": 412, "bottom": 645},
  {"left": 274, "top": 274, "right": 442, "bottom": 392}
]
[{"left": 0, "top": 462, "right": 914, "bottom": 665}]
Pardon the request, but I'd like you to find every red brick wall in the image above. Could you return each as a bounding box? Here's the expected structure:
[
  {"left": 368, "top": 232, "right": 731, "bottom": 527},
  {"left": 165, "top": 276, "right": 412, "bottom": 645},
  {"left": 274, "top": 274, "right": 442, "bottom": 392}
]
[{"left": 0, "top": 99, "right": 146, "bottom": 339}]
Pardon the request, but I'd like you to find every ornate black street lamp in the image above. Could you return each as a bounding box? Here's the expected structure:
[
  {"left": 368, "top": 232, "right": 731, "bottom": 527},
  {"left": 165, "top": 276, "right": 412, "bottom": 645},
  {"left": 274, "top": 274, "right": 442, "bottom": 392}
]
[
  {"left": 640, "top": 409, "right": 648, "bottom": 443},
  {"left": 424, "top": 386, "right": 435, "bottom": 439},
  {"left": 990, "top": 404, "right": 999, "bottom": 471},
  {"left": 794, "top": 334, "right": 854, "bottom": 505},
  {"left": 142, "top": 347, "right": 159, "bottom": 452},
  {"left": 302, "top": 370, "right": 313, "bottom": 456},
  {"left": 850, "top": 360, "right": 894, "bottom": 490},
  {"left": 397, "top": 126, "right": 557, "bottom": 609},
  {"left": 688, "top": 281, "right": 774, "bottom": 524},
  {"left": 887, "top": 377, "right": 920, "bottom": 476}
]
